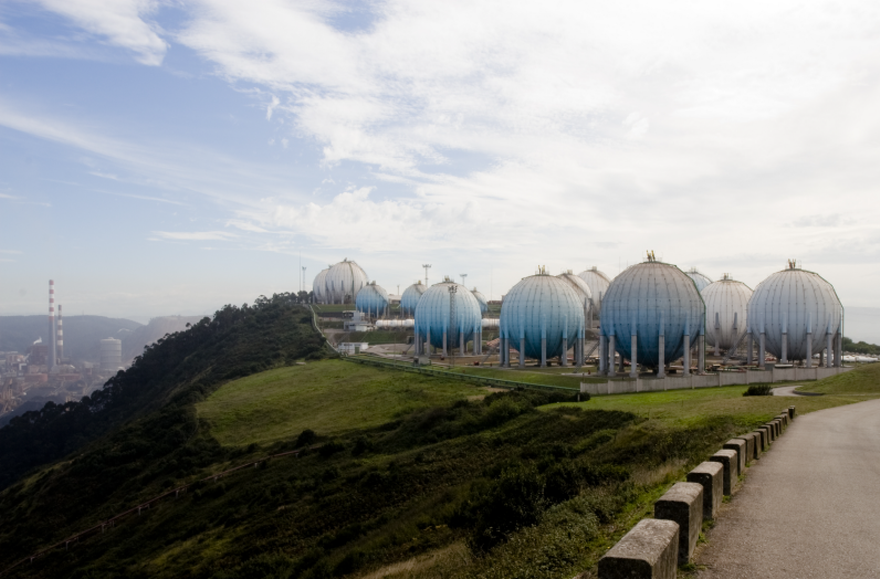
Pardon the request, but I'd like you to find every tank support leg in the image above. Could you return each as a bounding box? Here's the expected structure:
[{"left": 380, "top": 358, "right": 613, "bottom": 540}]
[
  {"left": 657, "top": 334, "right": 666, "bottom": 378},
  {"left": 683, "top": 335, "right": 691, "bottom": 376}
]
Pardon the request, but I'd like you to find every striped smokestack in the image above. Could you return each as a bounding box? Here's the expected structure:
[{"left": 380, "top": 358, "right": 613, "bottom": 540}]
[
  {"left": 57, "top": 304, "right": 64, "bottom": 363},
  {"left": 48, "top": 279, "right": 57, "bottom": 370}
]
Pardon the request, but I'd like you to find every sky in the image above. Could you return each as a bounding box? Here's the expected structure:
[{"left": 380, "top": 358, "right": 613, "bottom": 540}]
[{"left": 1, "top": 0, "right": 879, "bottom": 327}]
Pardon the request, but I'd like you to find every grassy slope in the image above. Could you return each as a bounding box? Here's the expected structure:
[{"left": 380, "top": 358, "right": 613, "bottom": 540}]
[
  {"left": 5, "top": 363, "right": 880, "bottom": 579},
  {"left": 197, "top": 360, "right": 489, "bottom": 446}
]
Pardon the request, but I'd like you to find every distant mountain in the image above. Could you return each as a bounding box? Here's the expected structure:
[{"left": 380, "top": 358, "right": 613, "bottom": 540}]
[
  {"left": 0, "top": 315, "right": 142, "bottom": 362},
  {"left": 122, "top": 315, "right": 206, "bottom": 363}
]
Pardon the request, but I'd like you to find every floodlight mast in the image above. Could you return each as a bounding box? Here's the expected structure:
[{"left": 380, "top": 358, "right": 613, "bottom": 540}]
[{"left": 423, "top": 264, "right": 432, "bottom": 287}]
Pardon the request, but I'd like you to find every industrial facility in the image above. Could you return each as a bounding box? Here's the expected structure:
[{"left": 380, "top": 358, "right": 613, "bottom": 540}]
[
  {"left": 0, "top": 280, "right": 130, "bottom": 422},
  {"left": 308, "top": 253, "right": 856, "bottom": 392}
]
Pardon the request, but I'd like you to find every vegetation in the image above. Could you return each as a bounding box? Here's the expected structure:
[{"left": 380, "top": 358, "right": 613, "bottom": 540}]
[
  {"left": 0, "top": 294, "right": 330, "bottom": 491},
  {"left": 3, "top": 328, "right": 880, "bottom": 579},
  {"left": 842, "top": 337, "right": 880, "bottom": 356},
  {"left": 197, "top": 360, "right": 490, "bottom": 446},
  {"left": 743, "top": 384, "right": 773, "bottom": 396}
]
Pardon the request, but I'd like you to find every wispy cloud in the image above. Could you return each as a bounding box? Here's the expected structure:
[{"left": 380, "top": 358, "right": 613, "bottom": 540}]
[
  {"left": 33, "top": 0, "right": 168, "bottom": 65},
  {"left": 151, "top": 231, "right": 238, "bottom": 241}
]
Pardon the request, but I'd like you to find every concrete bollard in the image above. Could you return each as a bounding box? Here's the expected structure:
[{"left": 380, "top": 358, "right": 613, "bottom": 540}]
[
  {"left": 654, "top": 482, "right": 703, "bottom": 564},
  {"left": 777, "top": 413, "right": 788, "bottom": 428},
  {"left": 687, "top": 461, "right": 724, "bottom": 520},
  {"left": 735, "top": 433, "right": 758, "bottom": 461},
  {"left": 598, "top": 518, "right": 680, "bottom": 579},
  {"left": 710, "top": 449, "right": 738, "bottom": 495},
  {"left": 763, "top": 423, "right": 776, "bottom": 442},
  {"left": 724, "top": 439, "right": 747, "bottom": 472},
  {"left": 752, "top": 430, "right": 766, "bottom": 454},
  {"left": 788, "top": 406, "right": 796, "bottom": 419},
  {"left": 773, "top": 419, "right": 783, "bottom": 436}
]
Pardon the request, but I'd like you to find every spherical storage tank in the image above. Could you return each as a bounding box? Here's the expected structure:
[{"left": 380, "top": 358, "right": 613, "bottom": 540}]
[
  {"left": 557, "top": 271, "right": 593, "bottom": 312},
  {"left": 500, "top": 271, "right": 585, "bottom": 360},
  {"left": 702, "top": 274, "right": 752, "bottom": 351},
  {"left": 686, "top": 268, "right": 713, "bottom": 292},
  {"left": 312, "top": 267, "right": 329, "bottom": 303},
  {"left": 577, "top": 267, "right": 611, "bottom": 313},
  {"left": 414, "top": 278, "right": 482, "bottom": 350},
  {"left": 323, "top": 259, "right": 369, "bottom": 304},
  {"left": 400, "top": 282, "right": 426, "bottom": 316},
  {"left": 601, "top": 257, "right": 704, "bottom": 368},
  {"left": 355, "top": 282, "right": 390, "bottom": 317},
  {"left": 747, "top": 262, "right": 842, "bottom": 361},
  {"left": 471, "top": 288, "right": 489, "bottom": 314}
]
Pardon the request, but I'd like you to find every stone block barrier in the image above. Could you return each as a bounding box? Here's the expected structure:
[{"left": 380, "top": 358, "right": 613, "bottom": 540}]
[
  {"left": 734, "top": 433, "right": 758, "bottom": 461},
  {"left": 687, "top": 462, "right": 724, "bottom": 520},
  {"left": 710, "top": 449, "right": 738, "bottom": 495},
  {"left": 751, "top": 430, "right": 766, "bottom": 455},
  {"left": 655, "top": 482, "right": 704, "bottom": 564},
  {"left": 598, "top": 518, "right": 680, "bottom": 579},
  {"left": 724, "top": 439, "right": 747, "bottom": 472},
  {"left": 593, "top": 406, "right": 796, "bottom": 578}
]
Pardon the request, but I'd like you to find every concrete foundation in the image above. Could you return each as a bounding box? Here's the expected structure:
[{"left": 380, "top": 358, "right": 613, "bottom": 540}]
[
  {"left": 579, "top": 366, "right": 852, "bottom": 396},
  {"left": 710, "top": 449, "right": 738, "bottom": 495},
  {"left": 598, "top": 518, "right": 680, "bottom": 579},
  {"left": 654, "top": 482, "right": 703, "bottom": 564}
]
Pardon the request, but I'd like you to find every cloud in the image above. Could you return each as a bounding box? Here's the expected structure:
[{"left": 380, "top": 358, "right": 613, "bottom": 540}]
[
  {"left": 33, "top": 0, "right": 168, "bottom": 65},
  {"left": 266, "top": 94, "right": 280, "bottom": 121},
  {"left": 0, "top": 249, "right": 22, "bottom": 254},
  {"left": 152, "top": 231, "right": 238, "bottom": 241}
]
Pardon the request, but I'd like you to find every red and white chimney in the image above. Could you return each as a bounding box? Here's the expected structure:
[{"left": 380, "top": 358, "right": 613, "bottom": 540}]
[{"left": 48, "top": 280, "right": 57, "bottom": 369}]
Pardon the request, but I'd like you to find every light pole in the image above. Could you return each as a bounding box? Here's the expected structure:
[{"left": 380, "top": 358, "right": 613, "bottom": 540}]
[
  {"left": 423, "top": 264, "right": 432, "bottom": 287},
  {"left": 460, "top": 273, "right": 467, "bottom": 287}
]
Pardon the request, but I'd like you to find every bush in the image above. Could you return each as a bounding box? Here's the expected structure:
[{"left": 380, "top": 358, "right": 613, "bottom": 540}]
[{"left": 743, "top": 384, "right": 772, "bottom": 396}]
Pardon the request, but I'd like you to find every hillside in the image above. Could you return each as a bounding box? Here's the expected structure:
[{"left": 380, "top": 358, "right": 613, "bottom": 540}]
[
  {"left": 3, "top": 342, "right": 879, "bottom": 578},
  {"left": 122, "top": 316, "right": 205, "bottom": 364},
  {"left": 0, "top": 315, "right": 143, "bottom": 361},
  {"left": 0, "top": 295, "right": 329, "bottom": 491}
]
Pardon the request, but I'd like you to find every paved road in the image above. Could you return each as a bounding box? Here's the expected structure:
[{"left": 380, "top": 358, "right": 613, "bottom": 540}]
[{"left": 696, "top": 398, "right": 880, "bottom": 578}]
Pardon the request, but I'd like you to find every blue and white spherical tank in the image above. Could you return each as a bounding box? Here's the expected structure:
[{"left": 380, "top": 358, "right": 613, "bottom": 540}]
[
  {"left": 471, "top": 288, "right": 489, "bottom": 314},
  {"left": 747, "top": 262, "right": 842, "bottom": 361},
  {"left": 500, "top": 271, "right": 585, "bottom": 360},
  {"left": 414, "top": 279, "right": 482, "bottom": 349},
  {"left": 312, "top": 267, "right": 330, "bottom": 304},
  {"left": 400, "top": 282, "right": 426, "bottom": 316},
  {"left": 324, "top": 259, "right": 369, "bottom": 304},
  {"left": 685, "top": 268, "right": 713, "bottom": 292},
  {"left": 703, "top": 274, "right": 752, "bottom": 351},
  {"left": 355, "top": 282, "right": 390, "bottom": 318},
  {"left": 577, "top": 267, "right": 611, "bottom": 314},
  {"left": 601, "top": 258, "right": 705, "bottom": 368}
]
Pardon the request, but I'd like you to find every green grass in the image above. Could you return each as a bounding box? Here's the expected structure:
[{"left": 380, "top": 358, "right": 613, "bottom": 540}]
[
  {"left": 797, "top": 363, "right": 880, "bottom": 395},
  {"left": 553, "top": 367, "right": 880, "bottom": 427},
  {"left": 197, "top": 359, "right": 488, "bottom": 446}
]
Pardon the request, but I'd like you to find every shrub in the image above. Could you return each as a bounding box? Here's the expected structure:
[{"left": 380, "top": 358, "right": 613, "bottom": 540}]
[{"left": 743, "top": 384, "right": 772, "bottom": 396}]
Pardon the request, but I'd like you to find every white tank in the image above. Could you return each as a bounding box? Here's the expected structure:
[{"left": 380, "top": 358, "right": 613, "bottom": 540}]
[
  {"left": 312, "top": 267, "right": 330, "bottom": 303},
  {"left": 577, "top": 267, "right": 611, "bottom": 314},
  {"left": 703, "top": 274, "right": 752, "bottom": 351},
  {"left": 323, "top": 259, "right": 369, "bottom": 304},
  {"left": 686, "top": 268, "right": 713, "bottom": 292},
  {"left": 557, "top": 271, "right": 593, "bottom": 314},
  {"left": 748, "top": 262, "right": 842, "bottom": 361},
  {"left": 99, "top": 338, "right": 122, "bottom": 371}
]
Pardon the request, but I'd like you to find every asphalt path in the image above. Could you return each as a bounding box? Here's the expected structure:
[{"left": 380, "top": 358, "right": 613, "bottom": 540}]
[{"left": 696, "top": 398, "right": 880, "bottom": 578}]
